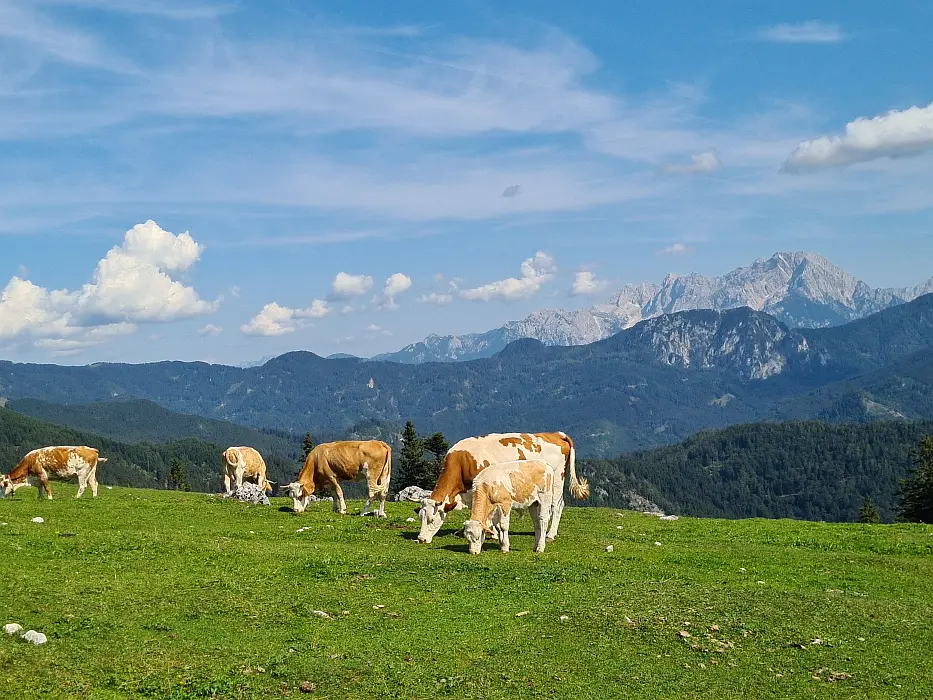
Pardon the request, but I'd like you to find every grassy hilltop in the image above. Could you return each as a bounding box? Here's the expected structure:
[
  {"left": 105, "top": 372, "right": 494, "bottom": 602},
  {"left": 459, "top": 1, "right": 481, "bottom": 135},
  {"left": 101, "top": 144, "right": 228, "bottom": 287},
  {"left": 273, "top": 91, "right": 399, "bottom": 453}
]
[{"left": 1, "top": 488, "right": 932, "bottom": 699}]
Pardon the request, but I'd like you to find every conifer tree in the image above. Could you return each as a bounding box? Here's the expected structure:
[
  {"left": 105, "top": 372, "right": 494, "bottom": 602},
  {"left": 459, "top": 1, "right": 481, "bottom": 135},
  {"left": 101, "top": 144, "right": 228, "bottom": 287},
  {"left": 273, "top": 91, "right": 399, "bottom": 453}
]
[
  {"left": 168, "top": 458, "right": 191, "bottom": 492},
  {"left": 897, "top": 437, "right": 933, "bottom": 523},
  {"left": 858, "top": 495, "right": 880, "bottom": 524}
]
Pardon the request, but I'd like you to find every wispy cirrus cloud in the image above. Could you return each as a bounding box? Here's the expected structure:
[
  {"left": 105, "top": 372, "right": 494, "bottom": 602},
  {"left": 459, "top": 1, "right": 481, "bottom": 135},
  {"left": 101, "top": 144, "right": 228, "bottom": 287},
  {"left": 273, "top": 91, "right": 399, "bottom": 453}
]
[
  {"left": 657, "top": 243, "right": 693, "bottom": 256},
  {"left": 755, "top": 21, "right": 847, "bottom": 44},
  {"left": 661, "top": 151, "right": 723, "bottom": 175}
]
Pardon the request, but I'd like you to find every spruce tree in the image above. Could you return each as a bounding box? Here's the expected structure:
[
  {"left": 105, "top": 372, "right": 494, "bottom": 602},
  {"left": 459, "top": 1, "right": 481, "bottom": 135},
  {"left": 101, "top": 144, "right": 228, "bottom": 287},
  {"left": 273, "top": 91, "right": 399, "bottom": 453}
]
[
  {"left": 302, "top": 433, "right": 315, "bottom": 459},
  {"left": 422, "top": 432, "right": 450, "bottom": 487},
  {"left": 168, "top": 458, "right": 191, "bottom": 492},
  {"left": 398, "top": 421, "right": 427, "bottom": 488},
  {"left": 857, "top": 495, "right": 880, "bottom": 524},
  {"left": 897, "top": 437, "right": 933, "bottom": 523}
]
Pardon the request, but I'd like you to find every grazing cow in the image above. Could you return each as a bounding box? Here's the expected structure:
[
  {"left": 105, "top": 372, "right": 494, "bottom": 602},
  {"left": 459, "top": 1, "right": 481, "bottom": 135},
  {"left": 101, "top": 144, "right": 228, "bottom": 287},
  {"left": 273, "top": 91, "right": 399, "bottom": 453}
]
[
  {"left": 284, "top": 440, "right": 391, "bottom": 517},
  {"left": 463, "top": 459, "right": 554, "bottom": 555},
  {"left": 1, "top": 446, "right": 107, "bottom": 500},
  {"left": 417, "top": 431, "right": 589, "bottom": 544},
  {"left": 222, "top": 446, "right": 272, "bottom": 494}
]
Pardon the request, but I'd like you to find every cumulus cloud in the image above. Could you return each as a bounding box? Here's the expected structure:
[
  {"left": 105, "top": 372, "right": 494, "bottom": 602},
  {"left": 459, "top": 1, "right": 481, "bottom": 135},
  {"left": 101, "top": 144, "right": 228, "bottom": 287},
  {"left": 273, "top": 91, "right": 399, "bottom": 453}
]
[
  {"left": 240, "top": 299, "right": 329, "bottom": 336},
  {"left": 661, "top": 151, "right": 723, "bottom": 175},
  {"left": 461, "top": 251, "right": 557, "bottom": 302},
  {"left": 782, "top": 101, "right": 933, "bottom": 172},
  {"left": 570, "top": 270, "right": 609, "bottom": 296},
  {"left": 329, "top": 272, "right": 374, "bottom": 300},
  {"left": 198, "top": 323, "right": 223, "bottom": 336},
  {"left": 756, "top": 21, "right": 846, "bottom": 44},
  {"left": 0, "top": 220, "right": 215, "bottom": 351},
  {"left": 381, "top": 272, "right": 412, "bottom": 310},
  {"left": 657, "top": 243, "right": 693, "bottom": 256}
]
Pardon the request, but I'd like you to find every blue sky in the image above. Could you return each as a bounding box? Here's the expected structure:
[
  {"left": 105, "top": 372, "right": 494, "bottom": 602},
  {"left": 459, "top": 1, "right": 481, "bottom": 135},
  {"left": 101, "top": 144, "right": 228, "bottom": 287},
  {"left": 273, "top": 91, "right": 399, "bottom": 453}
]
[{"left": 1, "top": 0, "right": 931, "bottom": 365}]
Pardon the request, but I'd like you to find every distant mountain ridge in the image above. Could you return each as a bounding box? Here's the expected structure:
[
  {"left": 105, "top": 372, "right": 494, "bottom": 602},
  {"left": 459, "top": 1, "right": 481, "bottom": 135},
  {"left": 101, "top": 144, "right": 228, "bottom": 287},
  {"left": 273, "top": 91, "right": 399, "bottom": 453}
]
[
  {"left": 374, "top": 251, "right": 933, "bottom": 363},
  {"left": 2, "top": 294, "right": 932, "bottom": 457}
]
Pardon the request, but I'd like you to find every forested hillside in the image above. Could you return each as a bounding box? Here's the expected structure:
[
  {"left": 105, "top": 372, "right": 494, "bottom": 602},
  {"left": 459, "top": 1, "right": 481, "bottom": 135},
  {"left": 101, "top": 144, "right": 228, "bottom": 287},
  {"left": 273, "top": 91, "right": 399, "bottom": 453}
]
[
  {"left": 0, "top": 407, "right": 300, "bottom": 493},
  {"left": 7, "top": 398, "right": 302, "bottom": 458},
  {"left": 582, "top": 420, "right": 933, "bottom": 522}
]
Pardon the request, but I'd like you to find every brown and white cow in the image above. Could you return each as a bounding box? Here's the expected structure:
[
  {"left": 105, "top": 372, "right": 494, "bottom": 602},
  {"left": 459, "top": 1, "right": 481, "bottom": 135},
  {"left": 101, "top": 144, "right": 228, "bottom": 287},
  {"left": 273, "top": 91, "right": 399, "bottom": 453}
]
[
  {"left": 416, "top": 431, "right": 589, "bottom": 544},
  {"left": 284, "top": 440, "right": 392, "bottom": 517},
  {"left": 1, "top": 446, "right": 107, "bottom": 500},
  {"left": 222, "top": 446, "right": 272, "bottom": 494},
  {"left": 463, "top": 459, "right": 554, "bottom": 555}
]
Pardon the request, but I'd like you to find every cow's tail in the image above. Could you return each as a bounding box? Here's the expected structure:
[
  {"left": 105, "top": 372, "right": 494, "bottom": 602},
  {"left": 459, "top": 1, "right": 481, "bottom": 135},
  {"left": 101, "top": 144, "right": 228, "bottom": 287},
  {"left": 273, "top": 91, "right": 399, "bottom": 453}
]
[
  {"left": 564, "top": 434, "right": 589, "bottom": 500},
  {"left": 379, "top": 445, "right": 392, "bottom": 495}
]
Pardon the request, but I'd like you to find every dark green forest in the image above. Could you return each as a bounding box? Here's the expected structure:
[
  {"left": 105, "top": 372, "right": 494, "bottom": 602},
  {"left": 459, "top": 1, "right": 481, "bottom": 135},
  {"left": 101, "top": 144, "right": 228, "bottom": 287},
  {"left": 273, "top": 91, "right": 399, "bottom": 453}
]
[
  {"left": 0, "top": 407, "right": 300, "bottom": 493},
  {"left": 581, "top": 420, "right": 933, "bottom": 522}
]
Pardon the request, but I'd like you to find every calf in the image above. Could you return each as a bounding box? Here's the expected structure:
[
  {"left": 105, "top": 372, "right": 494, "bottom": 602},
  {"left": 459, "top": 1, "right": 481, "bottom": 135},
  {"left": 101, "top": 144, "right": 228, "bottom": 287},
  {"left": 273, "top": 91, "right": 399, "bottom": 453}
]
[
  {"left": 463, "top": 459, "right": 554, "bottom": 555},
  {"left": 222, "top": 446, "right": 272, "bottom": 494},
  {"left": 284, "top": 440, "right": 392, "bottom": 517},
  {"left": 417, "top": 431, "right": 588, "bottom": 544},
  {"left": 1, "top": 446, "right": 107, "bottom": 500}
]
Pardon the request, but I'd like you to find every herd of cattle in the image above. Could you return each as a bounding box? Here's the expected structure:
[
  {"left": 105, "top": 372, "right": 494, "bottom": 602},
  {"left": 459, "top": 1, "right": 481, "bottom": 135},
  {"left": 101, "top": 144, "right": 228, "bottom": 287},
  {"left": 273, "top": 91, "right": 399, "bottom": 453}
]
[{"left": 1, "top": 432, "right": 590, "bottom": 554}]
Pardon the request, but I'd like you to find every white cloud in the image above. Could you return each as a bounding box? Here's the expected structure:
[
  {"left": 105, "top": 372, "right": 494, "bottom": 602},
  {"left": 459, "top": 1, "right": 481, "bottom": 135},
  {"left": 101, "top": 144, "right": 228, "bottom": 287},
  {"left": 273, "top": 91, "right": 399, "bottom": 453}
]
[
  {"left": 417, "top": 292, "right": 453, "bottom": 305},
  {"left": 198, "top": 323, "right": 223, "bottom": 336},
  {"left": 240, "top": 299, "right": 329, "bottom": 336},
  {"left": 756, "top": 21, "right": 846, "bottom": 44},
  {"left": 657, "top": 243, "right": 693, "bottom": 256},
  {"left": 381, "top": 272, "right": 412, "bottom": 310},
  {"left": 364, "top": 323, "right": 392, "bottom": 337},
  {"left": 570, "top": 271, "right": 609, "bottom": 296},
  {"left": 229, "top": 285, "right": 240, "bottom": 298},
  {"left": 661, "top": 151, "right": 723, "bottom": 175},
  {"left": 461, "top": 251, "right": 556, "bottom": 303},
  {"left": 0, "top": 220, "right": 215, "bottom": 350},
  {"left": 783, "top": 101, "right": 933, "bottom": 172},
  {"left": 329, "top": 272, "right": 374, "bottom": 300}
]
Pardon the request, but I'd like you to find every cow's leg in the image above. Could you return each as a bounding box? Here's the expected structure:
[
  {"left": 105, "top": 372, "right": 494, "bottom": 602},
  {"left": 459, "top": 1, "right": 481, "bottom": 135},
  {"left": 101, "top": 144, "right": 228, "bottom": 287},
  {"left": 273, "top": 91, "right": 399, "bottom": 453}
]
[
  {"left": 76, "top": 472, "right": 88, "bottom": 499},
  {"left": 39, "top": 472, "right": 53, "bottom": 500},
  {"left": 235, "top": 463, "right": 246, "bottom": 491},
  {"left": 223, "top": 471, "right": 232, "bottom": 494},
  {"left": 498, "top": 505, "right": 512, "bottom": 553},
  {"left": 329, "top": 478, "right": 347, "bottom": 514},
  {"left": 530, "top": 500, "right": 547, "bottom": 553},
  {"left": 360, "top": 492, "right": 373, "bottom": 517},
  {"left": 89, "top": 467, "right": 99, "bottom": 497},
  {"left": 376, "top": 490, "right": 388, "bottom": 518},
  {"left": 546, "top": 483, "right": 565, "bottom": 541}
]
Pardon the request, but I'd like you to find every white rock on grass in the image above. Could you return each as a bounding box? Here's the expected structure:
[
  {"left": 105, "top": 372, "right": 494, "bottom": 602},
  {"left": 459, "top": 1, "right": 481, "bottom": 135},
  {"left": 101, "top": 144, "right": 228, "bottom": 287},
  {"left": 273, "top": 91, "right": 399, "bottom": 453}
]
[
  {"left": 659, "top": 515, "right": 679, "bottom": 521},
  {"left": 22, "top": 630, "right": 47, "bottom": 645},
  {"left": 605, "top": 545, "right": 614, "bottom": 553},
  {"left": 31, "top": 517, "right": 44, "bottom": 524},
  {"left": 4, "top": 623, "right": 23, "bottom": 636}
]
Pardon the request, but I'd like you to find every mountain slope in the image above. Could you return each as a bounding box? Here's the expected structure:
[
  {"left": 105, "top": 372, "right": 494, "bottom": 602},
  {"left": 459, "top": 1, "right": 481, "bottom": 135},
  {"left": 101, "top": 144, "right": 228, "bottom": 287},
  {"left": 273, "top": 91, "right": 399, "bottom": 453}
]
[
  {"left": 1, "top": 295, "right": 932, "bottom": 456},
  {"left": 376, "top": 251, "right": 933, "bottom": 363},
  {"left": 581, "top": 420, "right": 933, "bottom": 522},
  {"left": 5, "top": 398, "right": 301, "bottom": 458}
]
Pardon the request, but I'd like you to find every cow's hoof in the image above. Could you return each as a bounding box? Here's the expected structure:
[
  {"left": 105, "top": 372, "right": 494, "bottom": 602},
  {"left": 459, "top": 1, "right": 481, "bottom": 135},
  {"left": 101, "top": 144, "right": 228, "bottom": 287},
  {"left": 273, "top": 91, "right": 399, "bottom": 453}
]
[{"left": 545, "top": 536, "right": 556, "bottom": 543}]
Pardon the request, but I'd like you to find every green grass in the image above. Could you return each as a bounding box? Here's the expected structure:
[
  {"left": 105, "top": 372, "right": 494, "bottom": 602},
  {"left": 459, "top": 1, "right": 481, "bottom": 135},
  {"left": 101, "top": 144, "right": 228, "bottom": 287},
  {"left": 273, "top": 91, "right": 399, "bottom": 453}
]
[{"left": 1, "top": 487, "right": 932, "bottom": 699}]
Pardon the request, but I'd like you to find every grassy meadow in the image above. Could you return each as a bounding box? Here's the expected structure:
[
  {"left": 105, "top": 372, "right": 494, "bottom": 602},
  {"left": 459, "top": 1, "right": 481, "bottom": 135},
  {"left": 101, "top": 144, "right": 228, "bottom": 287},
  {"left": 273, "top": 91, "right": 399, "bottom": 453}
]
[{"left": 1, "top": 486, "right": 932, "bottom": 699}]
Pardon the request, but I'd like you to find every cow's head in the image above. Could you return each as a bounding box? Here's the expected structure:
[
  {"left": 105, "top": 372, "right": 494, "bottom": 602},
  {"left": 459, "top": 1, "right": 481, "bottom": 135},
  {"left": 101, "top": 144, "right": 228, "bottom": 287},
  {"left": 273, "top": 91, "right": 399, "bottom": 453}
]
[
  {"left": 462, "top": 519, "right": 485, "bottom": 555},
  {"left": 284, "top": 482, "right": 310, "bottom": 513},
  {"left": 0, "top": 475, "right": 12, "bottom": 498},
  {"left": 416, "top": 497, "right": 448, "bottom": 543}
]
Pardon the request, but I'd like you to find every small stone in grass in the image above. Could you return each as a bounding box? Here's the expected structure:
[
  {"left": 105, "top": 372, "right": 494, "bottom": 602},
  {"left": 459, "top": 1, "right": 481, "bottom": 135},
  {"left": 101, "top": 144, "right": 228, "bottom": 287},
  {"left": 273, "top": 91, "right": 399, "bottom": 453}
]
[
  {"left": 515, "top": 611, "right": 530, "bottom": 617},
  {"left": 373, "top": 605, "right": 385, "bottom": 610},
  {"left": 31, "top": 517, "right": 44, "bottom": 524},
  {"left": 654, "top": 541, "right": 662, "bottom": 546},
  {"left": 605, "top": 545, "right": 614, "bottom": 553},
  {"left": 559, "top": 615, "right": 569, "bottom": 622},
  {"left": 299, "top": 680, "right": 316, "bottom": 693},
  {"left": 710, "top": 625, "right": 720, "bottom": 632},
  {"left": 311, "top": 610, "right": 332, "bottom": 619},
  {"left": 624, "top": 616, "right": 634, "bottom": 626},
  {"left": 4, "top": 623, "right": 23, "bottom": 636},
  {"left": 22, "top": 630, "right": 47, "bottom": 645},
  {"left": 678, "top": 631, "right": 691, "bottom": 638}
]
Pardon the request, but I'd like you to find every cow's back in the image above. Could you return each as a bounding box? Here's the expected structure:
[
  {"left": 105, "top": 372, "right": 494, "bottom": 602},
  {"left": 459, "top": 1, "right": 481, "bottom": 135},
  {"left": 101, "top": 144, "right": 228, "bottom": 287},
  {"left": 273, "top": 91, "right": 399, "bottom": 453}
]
[{"left": 310, "top": 440, "right": 389, "bottom": 482}]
